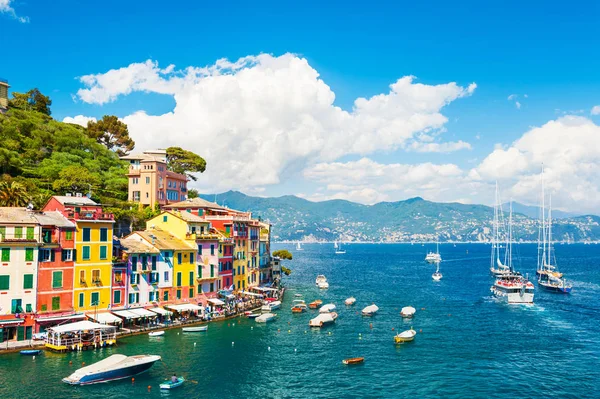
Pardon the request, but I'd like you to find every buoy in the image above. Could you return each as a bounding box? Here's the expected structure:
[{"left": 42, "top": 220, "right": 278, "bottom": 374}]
[
  {"left": 177, "top": 332, "right": 180, "bottom": 335},
  {"left": 251, "top": 327, "right": 253, "bottom": 330},
  {"left": 147, "top": 385, "right": 151, "bottom": 391},
  {"left": 304, "top": 331, "right": 307, "bottom": 334},
  {"left": 392, "top": 328, "right": 395, "bottom": 331},
  {"left": 419, "top": 329, "right": 422, "bottom": 333},
  {"left": 369, "top": 323, "right": 373, "bottom": 329},
  {"left": 448, "top": 313, "right": 452, "bottom": 317},
  {"left": 278, "top": 329, "right": 280, "bottom": 333},
  {"left": 268, "top": 346, "right": 271, "bottom": 351},
  {"left": 69, "top": 361, "right": 72, "bottom": 365},
  {"left": 33, "top": 356, "right": 35, "bottom": 360},
  {"left": 294, "top": 348, "right": 297, "bottom": 352},
  {"left": 132, "top": 377, "right": 135, "bottom": 383},
  {"left": 421, "top": 308, "right": 425, "bottom": 310},
  {"left": 232, "top": 341, "right": 235, "bottom": 346},
  {"left": 82, "top": 362, "right": 85, "bottom": 366},
  {"left": 232, "top": 323, "right": 235, "bottom": 327},
  {"left": 328, "top": 331, "right": 332, "bottom": 335},
  {"left": 288, "top": 330, "right": 291, "bottom": 333},
  {"left": 194, "top": 342, "right": 197, "bottom": 346}
]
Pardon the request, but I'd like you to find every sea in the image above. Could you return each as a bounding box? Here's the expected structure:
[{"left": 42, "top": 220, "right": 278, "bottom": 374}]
[{"left": 0, "top": 243, "right": 599, "bottom": 399}]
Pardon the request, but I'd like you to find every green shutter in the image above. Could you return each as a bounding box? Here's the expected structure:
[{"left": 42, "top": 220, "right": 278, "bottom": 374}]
[
  {"left": 190, "top": 252, "right": 194, "bottom": 264},
  {"left": 17, "top": 326, "right": 24, "bottom": 341},
  {"left": 113, "top": 290, "right": 121, "bottom": 304},
  {"left": 100, "top": 228, "right": 108, "bottom": 242},
  {"left": 52, "top": 271, "right": 63, "bottom": 288},
  {"left": 189, "top": 288, "right": 194, "bottom": 298},
  {"left": 0, "top": 226, "right": 5, "bottom": 238},
  {"left": 163, "top": 290, "right": 169, "bottom": 301},
  {"left": 26, "top": 227, "right": 34, "bottom": 240},
  {"left": 26, "top": 304, "right": 32, "bottom": 312},
  {"left": 14, "top": 227, "right": 22, "bottom": 239},
  {"left": 91, "top": 292, "right": 99, "bottom": 306},
  {"left": 23, "top": 274, "right": 33, "bottom": 289},
  {"left": 100, "top": 246, "right": 107, "bottom": 260},
  {"left": 52, "top": 296, "right": 60, "bottom": 310},
  {"left": 198, "top": 265, "right": 202, "bottom": 278},
  {"left": 66, "top": 230, "right": 73, "bottom": 240},
  {"left": 0, "top": 275, "right": 9, "bottom": 290},
  {"left": 189, "top": 271, "right": 194, "bottom": 286},
  {"left": 177, "top": 272, "right": 182, "bottom": 287},
  {"left": 177, "top": 289, "right": 181, "bottom": 299},
  {"left": 1, "top": 248, "right": 10, "bottom": 262},
  {"left": 211, "top": 265, "right": 214, "bottom": 278},
  {"left": 25, "top": 248, "right": 34, "bottom": 262},
  {"left": 83, "top": 228, "right": 90, "bottom": 242},
  {"left": 82, "top": 246, "right": 90, "bottom": 260},
  {"left": 78, "top": 293, "right": 84, "bottom": 307}
]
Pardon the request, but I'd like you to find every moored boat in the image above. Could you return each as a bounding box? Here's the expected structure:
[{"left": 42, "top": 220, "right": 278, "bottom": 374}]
[
  {"left": 319, "top": 303, "right": 337, "bottom": 313},
  {"left": 342, "top": 357, "right": 364, "bottom": 365},
  {"left": 20, "top": 349, "right": 41, "bottom": 355},
  {"left": 309, "top": 312, "right": 338, "bottom": 327},
  {"left": 394, "top": 328, "right": 416, "bottom": 343},
  {"left": 247, "top": 313, "right": 261, "bottom": 319},
  {"left": 62, "top": 354, "right": 161, "bottom": 385},
  {"left": 400, "top": 306, "right": 416, "bottom": 318},
  {"left": 432, "top": 260, "right": 442, "bottom": 281},
  {"left": 315, "top": 275, "right": 327, "bottom": 286},
  {"left": 291, "top": 300, "right": 307, "bottom": 313},
  {"left": 261, "top": 300, "right": 282, "bottom": 312},
  {"left": 148, "top": 331, "right": 165, "bottom": 337},
  {"left": 308, "top": 300, "right": 322, "bottom": 309},
  {"left": 361, "top": 304, "right": 379, "bottom": 316},
  {"left": 318, "top": 281, "right": 329, "bottom": 289},
  {"left": 160, "top": 376, "right": 185, "bottom": 390},
  {"left": 345, "top": 297, "right": 356, "bottom": 306},
  {"left": 182, "top": 326, "right": 208, "bottom": 332},
  {"left": 256, "top": 313, "right": 277, "bottom": 323}
]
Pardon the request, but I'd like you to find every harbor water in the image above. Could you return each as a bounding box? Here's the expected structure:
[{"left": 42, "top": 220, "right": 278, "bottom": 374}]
[{"left": 0, "top": 243, "right": 599, "bottom": 398}]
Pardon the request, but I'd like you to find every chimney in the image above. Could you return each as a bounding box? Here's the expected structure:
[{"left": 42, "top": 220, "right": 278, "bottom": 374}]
[
  {"left": 66, "top": 193, "right": 72, "bottom": 197},
  {"left": 76, "top": 193, "right": 82, "bottom": 197}
]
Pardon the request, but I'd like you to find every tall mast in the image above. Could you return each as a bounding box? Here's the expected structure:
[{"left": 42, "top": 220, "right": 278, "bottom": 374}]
[
  {"left": 548, "top": 195, "right": 553, "bottom": 267},
  {"left": 508, "top": 199, "right": 513, "bottom": 272},
  {"left": 540, "top": 165, "right": 546, "bottom": 271}
]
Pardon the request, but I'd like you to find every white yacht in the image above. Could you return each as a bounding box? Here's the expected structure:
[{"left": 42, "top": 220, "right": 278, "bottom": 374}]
[
  {"left": 315, "top": 275, "right": 327, "bottom": 286},
  {"left": 425, "top": 240, "right": 442, "bottom": 263},
  {"left": 296, "top": 242, "right": 303, "bottom": 251},
  {"left": 490, "top": 183, "right": 510, "bottom": 277},
  {"left": 432, "top": 261, "right": 442, "bottom": 281}
]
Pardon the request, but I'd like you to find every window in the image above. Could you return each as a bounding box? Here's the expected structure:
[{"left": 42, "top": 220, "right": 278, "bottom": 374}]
[
  {"left": 189, "top": 288, "right": 194, "bottom": 298},
  {"left": 189, "top": 271, "right": 194, "bottom": 286},
  {"left": 151, "top": 272, "right": 159, "bottom": 283},
  {"left": 14, "top": 227, "right": 22, "bottom": 239},
  {"left": 113, "top": 290, "right": 121, "bottom": 304},
  {"left": 11, "top": 299, "right": 23, "bottom": 313},
  {"left": 190, "top": 252, "right": 194, "bottom": 264},
  {"left": 52, "top": 296, "right": 60, "bottom": 310},
  {"left": 163, "top": 215, "right": 168, "bottom": 222},
  {"left": 210, "top": 244, "right": 215, "bottom": 255},
  {"left": 198, "top": 245, "right": 202, "bottom": 255},
  {"left": 176, "top": 289, "right": 181, "bottom": 299},
  {"left": 210, "top": 282, "right": 214, "bottom": 292},
  {"left": 146, "top": 177, "right": 150, "bottom": 184},
  {"left": 198, "top": 265, "right": 203, "bottom": 278},
  {"left": 66, "top": 230, "right": 73, "bottom": 240},
  {"left": 210, "top": 265, "right": 214, "bottom": 278},
  {"left": 0, "top": 226, "right": 4, "bottom": 238},
  {"left": 0, "top": 275, "right": 9, "bottom": 290},
  {"left": 141, "top": 255, "right": 147, "bottom": 270},
  {"left": 164, "top": 271, "right": 169, "bottom": 282},
  {"left": 242, "top": 266, "right": 245, "bottom": 274},
  {"left": 132, "top": 177, "right": 139, "bottom": 184},
  {"left": 131, "top": 256, "right": 138, "bottom": 271},
  {"left": 1, "top": 248, "right": 10, "bottom": 262},
  {"left": 115, "top": 271, "right": 123, "bottom": 283},
  {"left": 82, "top": 246, "right": 90, "bottom": 260},
  {"left": 99, "top": 246, "right": 107, "bottom": 260},
  {"left": 82, "top": 228, "right": 91, "bottom": 242},
  {"left": 92, "top": 270, "right": 100, "bottom": 284},
  {"left": 198, "top": 284, "right": 203, "bottom": 293},
  {"left": 61, "top": 249, "right": 73, "bottom": 262},
  {"left": 78, "top": 293, "right": 84, "bottom": 308},
  {"left": 177, "top": 253, "right": 182, "bottom": 264},
  {"left": 100, "top": 228, "right": 108, "bottom": 242},
  {"left": 176, "top": 272, "right": 182, "bottom": 287},
  {"left": 129, "top": 293, "right": 139, "bottom": 304},
  {"left": 39, "top": 249, "right": 51, "bottom": 262},
  {"left": 91, "top": 292, "right": 99, "bottom": 306},
  {"left": 79, "top": 270, "right": 85, "bottom": 283},
  {"left": 151, "top": 256, "right": 157, "bottom": 270},
  {"left": 163, "top": 290, "right": 169, "bottom": 301},
  {"left": 26, "top": 227, "right": 34, "bottom": 240},
  {"left": 130, "top": 273, "right": 139, "bottom": 285},
  {"left": 25, "top": 248, "right": 34, "bottom": 262},
  {"left": 52, "top": 271, "right": 63, "bottom": 288}
]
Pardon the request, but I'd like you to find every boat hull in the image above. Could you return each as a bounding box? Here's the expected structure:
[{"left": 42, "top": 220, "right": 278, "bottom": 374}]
[
  {"left": 20, "top": 350, "right": 41, "bottom": 355},
  {"left": 182, "top": 326, "right": 208, "bottom": 332},
  {"left": 63, "top": 358, "right": 159, "bottom": 385},
  {"left": 160, "top": 377, "right": 185, "bottom": 390},
  {"left": 538, "top": 282, "right": 572, "bottom": 293},
  {"left": 342, "top": 357, "right": 364, "bottom": 365},
  {"left": 491, "top": 287, "right": 534, "bottom": 304}
]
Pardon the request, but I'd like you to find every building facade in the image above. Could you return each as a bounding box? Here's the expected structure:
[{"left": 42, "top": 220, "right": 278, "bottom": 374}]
[{"left": 0, "top": 78, "right": 9, "bottom": 111}]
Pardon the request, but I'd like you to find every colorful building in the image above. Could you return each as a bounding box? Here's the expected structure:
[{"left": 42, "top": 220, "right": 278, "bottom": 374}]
[
  {"left": 118, "top": 236, "right": 161, "bottom": 308},
  {"left": 43, "top": 196, "right": 114, "bottom": 314},
  {"left": 216, "top": 230, "right": 234, "bottom": 291},
  {"left": 120, "top": 150, "right": 188, "bottom": 209},
  {"left": 259, "top": 222, "right": 272, "bottom": 285}
]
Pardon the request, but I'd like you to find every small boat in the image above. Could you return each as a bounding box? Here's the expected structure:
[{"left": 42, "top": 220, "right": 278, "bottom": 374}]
[
  {"left": 432, "top": 260, "right": 442, "bottom": 281},
  {"left": 20, "top": 349, "right": 41, "bottom": 355},
  {"left": 256, "top": 313, "right": 277, "bottom": 323},
  {"left": 148, "top": 331, "right": 165, "bottom": 337},
  {"left": 319, "top": 303, "right": 337, "bottom": 313},
  {"left": 394, "top": 328, "right": 417, "bottom": 343},
  {"left": 344, "top": 297, "right": 356, "bottom": 306},
  {"left": 182, "top": 326, "right": 208, "bottom": 332},
  {"left": 400, "top": 306, "right": 416, "bottom": 318},
  {"left": 308, "top": 300, "right": 323, "bottom": 309},
  {"left": 261, "top": 300, "right": 282, "bottom": 312},
  {"left": 291, "top": 300, "right": 307, "bottom": 313},
  {"left": 296, "top": 242, "right": 303, "bottom": 251},
  {"left": 342, "top": 357, "right": 364, "bottom": 365},
  {"left": 315, "top": 275, "right": 327, "bottom": 285},
  {"left": 160, "top": 376, "right": 185, "bottom": 390},
  {"left": 247, "top": 313, "right": 261, "bottom": 319},
  {"left": 425, "top": 240, "right": 442, "bottom": 263},
  {"left": 361, "top": 304, "right": 379, "bottom": 316},
  {"left": 294, "top": 293, "right": 303, "bottom": 297},
  {"left": 318, "top": 281, "right": 329, "bottom": 289},
  {"left": 309, "top": 312, "right": 338, "bottom": 327},
  {"left": 62, "top": 354, "right": 161, "bottom": 385}
]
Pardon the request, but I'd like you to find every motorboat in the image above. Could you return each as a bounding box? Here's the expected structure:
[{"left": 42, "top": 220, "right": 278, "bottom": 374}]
[
  {"left": 394, "top": 328, "right": 416, "bottom": 343},
  {"left": 20, "top": 349, "right": 41, "bottom": 355},
  {"left": 309, "top": 312, "right": 338, "bottom": 327},
  {"left": 255, "top": 313, "right": 277, "bottom": 323},
  {"left": 425, "top": 252, "right": 441, "bottom": 263},
  {"left": 319, "top": 303, "right": 337, "bottom": 313},
  {"left": 261, "top": 300, "right": 282, "bottom": 312},
  {"left": 342, "top": 357, "right": 364, "bottom": 365},
  {"left": 491, "top": 273, "right": 535, "bottom": 304},
  {"left": 291, "top": 300, "right": 307, "bottom": 313},
  {"left": 361, "top": 304, "right": 379, "bottom": 316},
  {"left": 318, "top": 281, "right": 329, "bottom": 289},
  {"left": 294, "top": 293, "right": 303, "bottom": 297},
  {"left": 400, "top": 306, "right": 416, "bottom": 318},
  {"left": 160, "top": 376, "right": 185, "bottom": 390},
  {"left": 148, "top": 331, "right": 165, "bottom": 337},
  {"left": 432, "top": 261, "right": 442, "bottom": 281},
  {"left": 345, "top": 297, "right": 356, "bottom": 306},
  {"left": 315, "top": 275, "right": 327, "bottom": 286},
  {"left": 308, "top": 300, "right": 322, "bottom": 309},
  {"left": 246, "top": 313, "right": 261, "bottom": 319},
  {"left": 182, "top": 326, "right": 208, "bottom": 332},
  {"left": 62, "top": 354, "right": 161, "bottom": 385}
]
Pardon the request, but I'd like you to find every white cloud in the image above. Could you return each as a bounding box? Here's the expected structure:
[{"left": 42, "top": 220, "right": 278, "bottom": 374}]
[
  {"left": 62, "top": 115, "right": 97, "bottom": 127},
  {"left": 591, "top": 105, "right": 600, "bottom": 115},
  {"left": 508, "top": 94, "right": 523, "bottom": 109},
  {"left": 71, "top": 54, "right": 476, "bottom": 193},
  {"left": 515, "top": 101, "right": 521, "bottom": 109},
  {"left": 409, "top": 140, "right": 472, "bottom": 153},
  {"left": 0, "top": 0, "right": 28, "bottom": 22},
  {"left": 507, "top": 94, "right": 517, "bottom": 101}
]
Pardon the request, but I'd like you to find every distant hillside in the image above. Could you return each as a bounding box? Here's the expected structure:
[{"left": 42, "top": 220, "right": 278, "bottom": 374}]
[
  {"left": 502, "top": 202, "right": 581, "bottom": 219},
  {"left": 201, "top": 191, "right": 600, "bottom": 242}
]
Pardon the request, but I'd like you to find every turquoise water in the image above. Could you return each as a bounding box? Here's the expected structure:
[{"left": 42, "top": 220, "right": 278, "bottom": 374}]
[{"left": 1, "top": 243, "right": 599, "bottom": 398}]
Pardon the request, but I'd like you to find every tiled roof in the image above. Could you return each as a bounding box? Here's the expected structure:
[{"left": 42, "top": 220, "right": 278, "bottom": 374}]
[
  {"left": 168, "top": 210, "right": 207, "bottom": 223},
  {"left": 135, "top": 229, "right": 194, "bottom": 251},
  {"left": 32, "top": 211, "right": 76, "bottom": 228},
  {"left": 120, "top": 236, "right": 160, "bottom": 254},
  {"left": 52, "top": 196, "right": 98, "bottom": 206},
  {"left": 0, "top": 207, "right": 38, "bottom": 224},
  {"left": 164, "top": 197, "right": 228, "bottom": 211}
]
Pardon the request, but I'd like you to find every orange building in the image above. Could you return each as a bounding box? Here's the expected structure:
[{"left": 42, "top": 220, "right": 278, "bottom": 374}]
[{"left": 120, "top": 150, "right": 188, "bottom": 208}]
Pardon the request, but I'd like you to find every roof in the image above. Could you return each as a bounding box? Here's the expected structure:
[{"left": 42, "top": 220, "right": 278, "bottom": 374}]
[
  {"left": 52, "top": 196, "right": 98, "bottom": 206},
  {"left": 135, "top": 229, "right": 194, "bottom": 251},
  {"left": 167, "top": 210, "right": 208, "bottom": 223},
  {"left": 164, "top": 197, "right": 228, "bottom": 211},
  {"left": 120, "top": 236, "right": 160, "bottom": 254},
  {"left": 48, "top": 320, "right": 116, "bottom": 333},
  {"left": 0, "top": 207, "right": 38, "bottom": 224},
  {"left": 120, "top": 153, "right": 165, "bottom": 162},
  {"left": 32, "top": 211, "right": 76, "bottom": 228}
]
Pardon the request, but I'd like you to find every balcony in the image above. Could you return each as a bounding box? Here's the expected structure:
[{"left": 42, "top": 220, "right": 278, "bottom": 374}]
[
  {"left": 186, "top": 232, "right": 221, "bottom": 241},
  {"left": 72, "top": 211, "right": 114, "bottom": 221},
  {"left": 0, "top": 233, "right": 40, "bottom": 243},
  {"left": 127, "top": 166, "right": 141, "bottom": 176},
  {"left": 196, "top": 276, "right": 217, "bottom": 282}
]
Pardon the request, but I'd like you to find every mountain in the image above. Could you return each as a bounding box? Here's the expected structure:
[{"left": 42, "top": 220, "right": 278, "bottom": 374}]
[
  {"left": 502, "top": 202, "right": 582, "bottom": 219},
  {"left": 201, "top": 191, "right": 600, "bottom": 242}
]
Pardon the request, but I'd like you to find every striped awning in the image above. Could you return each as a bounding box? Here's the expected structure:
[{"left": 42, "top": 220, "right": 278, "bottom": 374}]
[{"left": 111, "top": 310, "right": 141, "bottom": 319}]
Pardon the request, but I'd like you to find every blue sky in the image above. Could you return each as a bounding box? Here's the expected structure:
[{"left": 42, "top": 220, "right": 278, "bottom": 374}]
[{"left": 2, "top": 1, "right": 600, "bottom": 211}]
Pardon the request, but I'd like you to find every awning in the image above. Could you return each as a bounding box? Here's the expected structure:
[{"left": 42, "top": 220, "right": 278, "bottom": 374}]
[
  {"left": 129, "top": 308, "right": 158, "bottom": 318},
  {"left": 48, "top": 320, "right": 116, "bottom": 333},
  {"left": 0, "top": 318, "right": 25, "bottom": 326},
  {"left": 166, "top": 304, "right": 203, "bottom": 312},
  {"left": 88, "top": 312, "right": 122, "bottom": 324},
  {"left": 239, "top": 291, "right": 263, "bottom": 297},
  {"left": 149, "top": 307, "right": 172, "bottom": 316},
  {"left": 35, "top": 313, "right": 86, "bottom": 323},
  {"left": 112, "top": 310, "right": 141, "bottom": 319},
  {"left": 207, "top": 298, "right": 225, "bottom": 306}
]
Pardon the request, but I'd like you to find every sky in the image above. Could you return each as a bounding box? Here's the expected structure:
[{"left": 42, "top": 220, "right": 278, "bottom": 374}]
[{"left": 2, "top": 0, "right": 600, "bottom": 212}]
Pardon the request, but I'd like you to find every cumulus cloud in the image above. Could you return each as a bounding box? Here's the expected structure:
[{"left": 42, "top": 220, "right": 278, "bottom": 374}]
[
  {"left": 71, "top": 54, "right": 476, "bottom": 193},
  {"left": 0, "top": 0, "right": 28, "bottom": 23},
  {"left": 591, "top": 105, "right": 600, "bottom": 115},
  {"left": 409, "top": 140, "right": 472, "bottom": 153},
  {"left": 62, "top": 115, "right": 97, "bottom": 127}
]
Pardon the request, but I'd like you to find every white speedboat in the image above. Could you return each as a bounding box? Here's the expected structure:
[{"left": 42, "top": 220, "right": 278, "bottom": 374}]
[
  {"left": 309, "top": 312, "right": 338, "bottom": 327},
  {"left": 491, "top": 273, "right": 535, "bottom": 304},
  {"left": 315, "top": 275, "right": 327, "bottom": 285},
  {"left": 261, "top": 300, "right": 282, "bottom": 312},
  {"left": 394, "top": 328, "right": 416, "bottom": 343},
  {"left": 148, "top": 330, "right": 165, "bottom": 337},
  {"left": 62, "top": 354, "right": 161, "bottom": 385},
  {"left": 318, "top": 281, "right": 329, "bottom": 289},
  {"left": 400, "top": 306, "right": 416, "bottom": 318},
  {"left": 255, "top": 313, "right": 277, "bottom": 323},
  {"left": 319, "top": 303, "right": 336, "bottom": 313},
  {"left": 182, "top": 326, "right": 208, "bottom": 332},
  {"left": 361, "top": 304, "right": 379, "bottom": 316},
  {"left": 345, "top": 297, "right": 356, "bottom": 306}
]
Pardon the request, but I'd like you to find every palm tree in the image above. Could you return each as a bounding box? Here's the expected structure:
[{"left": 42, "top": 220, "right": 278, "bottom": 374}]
[{"left": 0, "top": 181, "right": 31, "bottom": 207}]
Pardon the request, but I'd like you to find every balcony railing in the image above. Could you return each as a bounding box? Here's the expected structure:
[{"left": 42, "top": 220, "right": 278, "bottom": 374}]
[
  {"left": 65, "top": 211, "right": 114, "bottom": 221},
  {"left": 186, "top": 232, "right": 221, "bottom": 240},
  {"left": 0, "top": 233, "right": 40, "bottom": 243},
  {"left": 127, "top": 166, "right": 141, "bottom": 175}
]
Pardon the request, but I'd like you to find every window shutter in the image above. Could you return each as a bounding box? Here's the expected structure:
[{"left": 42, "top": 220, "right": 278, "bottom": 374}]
[
  {"left": 73, "top": 249, "right": 77, "bottom": 261},
  {"left": 50, "top": 250, "right": 55, "bottom": 262}
]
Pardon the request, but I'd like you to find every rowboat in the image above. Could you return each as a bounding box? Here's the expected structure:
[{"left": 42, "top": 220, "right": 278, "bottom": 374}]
[
  {"left": 361, "top": 304, "right": 379, "bottom": 316},
  {"left": 400, "top": 306, "right": 416, "bottom": 318},
  {"left": 394, "top": 328, "right": 416, "bottom": 343},
  {"left": 20, "top": 349, "right": 41, "bottom": 355},
  {"left": 319, "top": 303, "right": 337, "bottom": 313},
  {"left": 342, "top": 357, "right": 364, "bottom": 365},
  {"left": 182, "top": 326, "right": 208, "bottom": 332},
  {"left": 308, "top": 300, "right": 322, "bottom": 309},
  {"left": 160, "top": 376, "right": 185, "bottom": 390},
  {"left": 148, "top": 331, "right": 165, "bottom": 337},
  {"left": 345, "top": 297, "right": 356, "bottom": 306}
]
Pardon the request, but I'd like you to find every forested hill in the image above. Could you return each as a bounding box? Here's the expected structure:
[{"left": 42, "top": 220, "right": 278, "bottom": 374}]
[{"left": 201, "top": 191, "right": 600, "bottom": 243}]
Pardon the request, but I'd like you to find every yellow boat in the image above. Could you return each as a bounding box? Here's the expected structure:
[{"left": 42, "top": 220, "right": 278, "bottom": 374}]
[{"left": 394, "top": 328, "right": 416, "bottom": 343}]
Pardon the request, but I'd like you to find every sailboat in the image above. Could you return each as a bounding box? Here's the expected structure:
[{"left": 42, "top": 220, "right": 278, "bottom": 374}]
[
  {"left": 334, "top": 241, "right": 338, "bottom": 249},
  {"left": 296, "top": 242, "right": 303, "bottom": 251},
  {"left": 490, "top": 200, "right": 535, "bottom": 304},
  {"left": 432, "top": 261, "right": 442, "bottom": 281},
  {"left": 425, "top": 240, "right": 442, "bottom": 263},
  {"left": 335, "top": 242, "right": 346, "bottom": 254},
  {"left": 536, "top": 172, "right": 572, "bottom": 293},
  {"left": 490, "top": 182, "right": 510, "bottom": 277}
]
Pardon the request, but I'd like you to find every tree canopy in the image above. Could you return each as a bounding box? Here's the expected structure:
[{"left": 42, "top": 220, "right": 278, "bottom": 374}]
[
  {"left": 166, "top": 147, "right": 206, "bottom": 181},
  {"left": 8, "top": 88, "right": 52, "bottom": 115},
  {"left": 273, "top": 249, "right": 293, "bottom": 260},
  {"left": 187, "top": 189, "right": 199, "bottom": 199},
  {"left": 86, "top": 115, "right": 135, "bottom": 156},
  {"left": 0, "top": 181, "right": 30, "bottom": 207}
]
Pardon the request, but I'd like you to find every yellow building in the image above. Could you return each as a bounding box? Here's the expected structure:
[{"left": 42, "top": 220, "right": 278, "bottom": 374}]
[{"left": 43, "top": 196, "right": 114, "bottom": 312}]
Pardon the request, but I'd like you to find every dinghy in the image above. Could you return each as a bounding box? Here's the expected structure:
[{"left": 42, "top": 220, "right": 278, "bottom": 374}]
[
  {"left": 182, "top": 326, "right": 208, "bottom": 332},
  {"left": 342, "top": 357, "right": 364, "bottom": 365},
  {"left": 148, "top": 331, "right": 165, "bottom": 337},
  {"left": 160, "top": 376, "right": 185, "bottom": 390},
  {"left": 394, "top": 328, "right": 416, "bottom": 343},
  {"left": 20, "top": 349, "right": 41, "bottom": 355}
]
